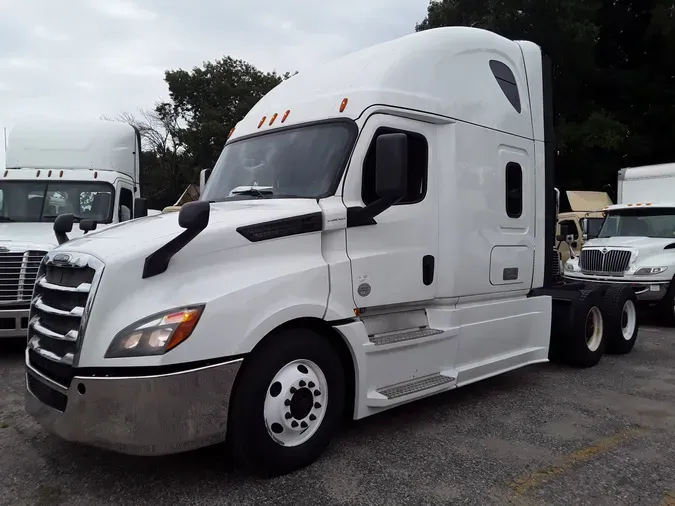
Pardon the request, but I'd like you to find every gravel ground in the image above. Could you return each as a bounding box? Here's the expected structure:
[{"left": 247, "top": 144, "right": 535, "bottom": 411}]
[{"left": 1, "top": 325, "right": 674, "bottom": 506}]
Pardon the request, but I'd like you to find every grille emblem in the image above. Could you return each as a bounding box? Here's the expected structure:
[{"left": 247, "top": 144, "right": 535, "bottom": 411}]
[{"left": 601, "top": 248, "right": 608, "bottom": 254}]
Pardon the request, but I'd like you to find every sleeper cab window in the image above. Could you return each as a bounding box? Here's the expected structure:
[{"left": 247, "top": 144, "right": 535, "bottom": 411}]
[
  {"left": 505, "top": 162, "right": 523, "bottom": 218},
  {"left": 362, "top": 128, "right": 429, "bottom": 206},
  {"left": 489, "top": 60, "right": 521, "bottom": 113}
]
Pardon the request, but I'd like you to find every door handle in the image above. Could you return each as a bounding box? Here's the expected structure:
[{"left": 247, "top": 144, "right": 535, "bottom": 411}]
[{"left": 422, "top": 255, "right": 435, "bottom": 286}]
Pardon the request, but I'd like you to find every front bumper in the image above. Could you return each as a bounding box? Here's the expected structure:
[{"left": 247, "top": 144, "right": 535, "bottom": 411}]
[
  {"left": 563, "top": 273, "right": 670, "bottom": 301},
  {"left": 0, "top": 307, "right": 29, "bottom": 339},
  {"left": 25, "top": 350, "right": 243, "bottom": 456}
]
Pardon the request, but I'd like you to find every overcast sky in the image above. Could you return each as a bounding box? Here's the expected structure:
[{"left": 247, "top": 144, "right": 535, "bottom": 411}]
[{"left": 0, "top": 0, "right": 430, "bottom": 163}]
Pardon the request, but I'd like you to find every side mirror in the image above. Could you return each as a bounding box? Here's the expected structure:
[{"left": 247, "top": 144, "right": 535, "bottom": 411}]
[
  {"left": 582, "top": 233, "right": 588, "bottom": 242},
  {"left": 375, "top": 133, "right": 408, "bottom": 201},
  {"left": 133, "top": 197, "right": 148, "bottom": 219},
  {"left": 79, "top": 220, "right": 97, "bottom": 234},
  {"left": 565, "top": 234, "right": 575, "bottom": 244},
  {"left": 178, "top": 200, "right": 210, "bottom": 231},
  {"left": 199, "top": 168, "right": 212, "bottom": 195},
  {"left": 53, "top": 214, "right": 75, "bottom": 245}
]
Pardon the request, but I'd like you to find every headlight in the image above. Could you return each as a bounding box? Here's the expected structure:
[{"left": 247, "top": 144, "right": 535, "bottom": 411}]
[
  {"left": 565, "top": 262, "right": 575, "bottom": 271},
  {"left": 105, "top": 305, "right": 205, "bottom": 358},
  {"left": 635, "top": 266, "right": 668, "bottom": 276}
]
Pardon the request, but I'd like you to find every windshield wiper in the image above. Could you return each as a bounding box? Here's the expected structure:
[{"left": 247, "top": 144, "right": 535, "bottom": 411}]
[
  {"left": 0, "top": 217, "right": 13, "bottom": 222},
  {"left": 230, "top": 188, "right": 274, "bottom": 198},
  {"left": 42, "top": 215, "right": 82, "bottom": 222}
]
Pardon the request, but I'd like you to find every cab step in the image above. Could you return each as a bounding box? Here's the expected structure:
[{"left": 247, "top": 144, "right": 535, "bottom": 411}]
[
  {"left": 366, "top": 372, "right": 456, "bottom": 407},
  {"left": 368, "top": 327, "right": 443, "bottom": 346}
]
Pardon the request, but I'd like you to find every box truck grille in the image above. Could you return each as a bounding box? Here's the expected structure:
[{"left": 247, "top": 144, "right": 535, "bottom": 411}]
[
  {"left": 27, "top": 254, "right": 102, "bottom": 388},
  {"left": 580, "top": 249, "right": 631, "bottom": 275},
  {"left": 0, "top": 251, "right": 47, "bottom": 306}
]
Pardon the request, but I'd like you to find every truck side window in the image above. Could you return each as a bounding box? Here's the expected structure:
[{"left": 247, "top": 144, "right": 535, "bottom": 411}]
[
  {"left": 119, "top": 188, "right": 133, "bottom": 222},
  {"left": 505, "top": 162, "right": 522, "bottom": 218},
  {"left": 559, "top": 219, "right": 578, "bottom": 240},
  {"left": 489, "top": 60, "right": 521, "bottom": 113},
  {"left": 362, "top": 128, "right": 428, "bottom": 206}
]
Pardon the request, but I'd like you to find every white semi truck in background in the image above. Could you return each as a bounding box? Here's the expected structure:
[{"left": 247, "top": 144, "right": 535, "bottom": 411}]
[
  {"left": 24, "top": 27, "right": 638, "bottom": 477},
  {"left": 0, "top": 120, "right": 150, "bottom": 339},
  {"left": 565, "top": 162, "right": 675, "bottom": 324}
]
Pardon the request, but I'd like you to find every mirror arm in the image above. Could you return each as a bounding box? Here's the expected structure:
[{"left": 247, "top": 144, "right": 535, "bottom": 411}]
[
  {"left": 347, "top": 196, "right": 399, "bottom": 227},
  {"left": 55, "top": 231, "right": 69, "bottom": 245}
]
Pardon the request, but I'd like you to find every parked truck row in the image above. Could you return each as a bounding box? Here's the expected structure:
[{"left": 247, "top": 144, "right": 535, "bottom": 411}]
[{"left": 17, "top": 27, "right": 640, "bottom": 477}]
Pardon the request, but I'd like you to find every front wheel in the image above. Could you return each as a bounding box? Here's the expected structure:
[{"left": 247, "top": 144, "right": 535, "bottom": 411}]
[
  {"left": 603, "top": 286, "right": 639, "bottom": 354},
  {"left": 228, "top": 328, "right": 346, "bottom": 477}
]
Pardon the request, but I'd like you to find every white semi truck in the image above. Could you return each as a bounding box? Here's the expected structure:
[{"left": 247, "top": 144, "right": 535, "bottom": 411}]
[
  {"left": 25, "top": 27, "right": 638, "bottom": 477},
  {"left": 0, "top": 120, "right": 150, "bottom": 338},
  {"left": 565, "top": 162, "right": 675, "bottom": 324}
]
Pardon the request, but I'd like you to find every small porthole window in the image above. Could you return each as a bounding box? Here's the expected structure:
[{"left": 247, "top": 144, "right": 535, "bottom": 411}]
[{"left": 505, "top": 162, "right": 522, "bottom": 218}]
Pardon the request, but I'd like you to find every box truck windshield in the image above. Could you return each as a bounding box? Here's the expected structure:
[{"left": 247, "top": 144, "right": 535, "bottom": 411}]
[
  {"left": 598, "top": 208, "right": 675, "bottom": 238},
  {"left": 202, "top": 121, "right": 356, "bottom": 202},
  {"left": 0, "top": 180, "right": 114, "bottom": 223}
]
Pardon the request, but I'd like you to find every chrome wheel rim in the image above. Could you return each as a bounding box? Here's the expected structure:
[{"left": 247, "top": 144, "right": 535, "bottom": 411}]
[
  {"left": 585, "top": 306, "right": 604, "bottom": 352},
  {"left": 264, "top": 359, "right": 328, "bottom": 447},
  {"left": 621, "top": 300, "right": 637, "bottom": 340}
]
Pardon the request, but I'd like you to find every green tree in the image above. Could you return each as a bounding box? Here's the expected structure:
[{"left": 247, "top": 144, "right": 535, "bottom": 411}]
[
  {"left": 416, "top": 0, "right": 675, "bottom": 198},
  {"left": 159, "top": 57, "right": 294, "bottom": 171}
]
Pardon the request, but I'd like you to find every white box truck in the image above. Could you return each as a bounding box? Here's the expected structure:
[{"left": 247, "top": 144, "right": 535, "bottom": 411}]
[
  {"left": 0, "top": 120, "right": 151, "bottom": 339},
  {"left": 565, "top": 163, "right": 675, "bottom": 324},
  {"left": 24, "top": 27, "right": 637, "bottom": 477}
]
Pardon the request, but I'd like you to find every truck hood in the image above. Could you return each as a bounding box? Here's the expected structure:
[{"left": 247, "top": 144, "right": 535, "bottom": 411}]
[
  {"left": 0, "top": 222, "right": 99, "bottom": 252},
  {"left": 584, "top": 236, "right": 675, "bottom": 257},
  {"left": 57, "top": 199, "right": 324, "bottom": 262}
]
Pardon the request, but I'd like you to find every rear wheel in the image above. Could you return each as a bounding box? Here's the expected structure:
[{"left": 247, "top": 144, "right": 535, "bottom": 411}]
[
  {"left": 228, "top": 327, "right": 345, "bottom": 477},
  {"left": 603, "top": 286, "right": 639, "bottom": 354},
  {"left": 562, "top": 289, "right": 607, "bottom": 367},
  {"left": 657, "top": 281, "right": 675, "bottom": 326}
]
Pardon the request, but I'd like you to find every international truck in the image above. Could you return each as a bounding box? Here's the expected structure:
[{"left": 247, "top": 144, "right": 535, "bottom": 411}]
[
  {"left": 565, "top": 162, "right": 675, "bottom": 324},
  {"left": 0, "top": 120, "right": 150, "bottom": 339},
  {"left": 24, "top": 27, "right": 638, "bottom": 477}
]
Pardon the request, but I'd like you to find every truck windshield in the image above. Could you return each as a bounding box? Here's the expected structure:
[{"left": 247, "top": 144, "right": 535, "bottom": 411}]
[
  {"left": 584, "top": 217, "right": 605, "bottom": 238},
  {"left": 202, "top": 121, "right": 357, "bottom": 202},
  {"left": 0, "top": 181, "right": 115, "bottom": 223},
  {"left": 598, "top": 208, "right": 675, "bottom": 238}
]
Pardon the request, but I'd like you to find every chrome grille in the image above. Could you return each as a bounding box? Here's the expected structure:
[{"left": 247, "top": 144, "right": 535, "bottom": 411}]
[
  {"left": 26, "top": 252, "right": 103, "bottom": 390},
  {"left": 552, "top": 249, "right": 561, "bottom": 277},
  {"left": 580, "top": 248, "right": 632, "bottom": 275},
  {"left": 0, "top": 250, "right": 47, "bottom": 306}
]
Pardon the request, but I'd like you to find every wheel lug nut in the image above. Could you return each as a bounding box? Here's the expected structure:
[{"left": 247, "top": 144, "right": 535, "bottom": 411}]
[
  {"left": 314, "top": 402, "right": 321, "bottom": 409},
  {"left": 284, "top": 399, "right": 291, "bottom": 406},
  {"left": 301, "top": 421, "right": 308, "bottom": 428},
  {"left": 291, "top": 421, "right": 298, "bottom": 428},
  {"left": 299, "top": 380, "right": 306, "bottom": 387},
  {"left": 314, "top": 390, "right": 321, "bottom": 396},
  {"left": 308, "top": 381, "right": 315, "bottom": 388},
  {"left": 309, "top": 414, "right": 316, "bottom": 421},
  {"left": 285, "top": 412, "right": 292, "bottom": 419},
  {"left": 290, "top": 387, "right": 297, "bottom": 394}
]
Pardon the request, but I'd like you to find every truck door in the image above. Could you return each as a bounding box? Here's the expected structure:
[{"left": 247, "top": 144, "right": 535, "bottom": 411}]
[
  {"left": 342, "top": 114, "right": 439, "bottom": 308},
  {"left": 117, "top": 182, "right": 134, "bottom": 222}
]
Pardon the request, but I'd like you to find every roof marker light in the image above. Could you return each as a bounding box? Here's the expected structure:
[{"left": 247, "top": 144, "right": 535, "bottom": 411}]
[
  {"left": 258, "top": 117, "right": 267, "bottom": 128},
  {"left": 59, "top": 170, "right": 64, "bottom": 177},
  {"left": 48, "top": 170, "right": 52, "bottom": 177},
  {"left": 269, "top": 113, "right": 278, "bottom": 125},
  {"left": 281, "top": 110, "right": 291, "bottom": 123},
  {"left": 36, "top": 170, "right": 41, "bottom": 177},
  {"left": 339, "top": 98, "right": 349, "bottom": 113},
  {"left": 228, "top": 127, "right": 235, "bottom": 139},
  {"left": 627, "top": 203, "right": 633, "bottom": 206},
  {"left": 3, "top": 170, "right": 7, "bottom": 177},
  {"left": 646, "top": 202, "right": 652, "bottom": 206},
  {"left": 636, "top": 202, "right": 642, "bottom": 206},
  {"left": 94, "top": 171, "right": 98, "bottom": 179}
]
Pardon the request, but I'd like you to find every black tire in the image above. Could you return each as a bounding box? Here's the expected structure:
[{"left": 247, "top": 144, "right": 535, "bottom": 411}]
[
  {"left": 602, "top": 286, "right": 639, "bottom": 354},
  {"left": 228, "top": 327, "right": 346, "bottom": 477},
  {"left": 561, "top": 289, "right": 607, "bottom": 368}
]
